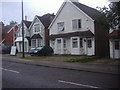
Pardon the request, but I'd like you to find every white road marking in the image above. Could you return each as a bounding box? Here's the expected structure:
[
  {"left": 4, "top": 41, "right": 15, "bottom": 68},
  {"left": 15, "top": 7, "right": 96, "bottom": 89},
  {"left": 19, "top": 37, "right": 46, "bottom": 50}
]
[
  {"left": 0, "top": 67, "right": 20, "bottom": 74},
  {"left": 58, "top": 80, "right": 101, "bottom": 89}
]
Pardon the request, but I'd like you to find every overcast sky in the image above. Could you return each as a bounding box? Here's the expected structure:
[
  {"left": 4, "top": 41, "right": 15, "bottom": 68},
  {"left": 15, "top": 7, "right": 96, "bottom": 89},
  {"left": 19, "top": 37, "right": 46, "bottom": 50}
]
[{"left": 1, "top": 0, "right": 110, "bottom": 25}]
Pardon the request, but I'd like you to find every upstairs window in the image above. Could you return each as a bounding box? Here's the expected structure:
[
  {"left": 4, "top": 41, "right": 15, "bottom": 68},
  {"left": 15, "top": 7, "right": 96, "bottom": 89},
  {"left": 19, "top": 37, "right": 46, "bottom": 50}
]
[
  {"left": 34, "top": 24, "right": 40, "bottom": 33},
  {"left": 57, "top": 22, "right": 64, "bottom": 32},
  {"left": 72, "top": 19, "right": 81, "bottom": 30}
]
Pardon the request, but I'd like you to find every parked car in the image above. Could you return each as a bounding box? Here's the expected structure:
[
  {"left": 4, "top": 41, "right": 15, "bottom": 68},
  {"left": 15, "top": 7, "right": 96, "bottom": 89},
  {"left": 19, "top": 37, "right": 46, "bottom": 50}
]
[
  {"left": 0, "top": 45, "right": 11, "bottom": 54},
  {"left": 29, "top": 46, "right": 54, "bottom": 56}
]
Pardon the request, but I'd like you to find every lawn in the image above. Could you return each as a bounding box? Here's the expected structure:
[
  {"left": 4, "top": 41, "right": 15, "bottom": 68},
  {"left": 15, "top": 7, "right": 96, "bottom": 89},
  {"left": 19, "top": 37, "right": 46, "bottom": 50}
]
[{"left": 21, "top": 55, "right": 120, "bottom": 65}]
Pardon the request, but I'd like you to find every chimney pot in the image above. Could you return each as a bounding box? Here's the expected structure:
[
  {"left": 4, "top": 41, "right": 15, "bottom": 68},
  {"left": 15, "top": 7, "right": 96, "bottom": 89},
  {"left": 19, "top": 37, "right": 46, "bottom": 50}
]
[{"left": 25, "top": 16, "right": 27, "bottom": 21}]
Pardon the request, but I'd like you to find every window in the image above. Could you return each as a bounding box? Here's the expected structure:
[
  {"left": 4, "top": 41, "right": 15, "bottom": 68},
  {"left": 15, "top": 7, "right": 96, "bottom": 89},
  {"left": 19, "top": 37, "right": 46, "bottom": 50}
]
[
  {"left": 80, "top": 38, "right": 83, "bottom": 48},
  {"left": 51, "top": 40, "right": 55, "bottom": 49},
  {"left": 32, "top": 39, "right": 42, "bottom": 48},
  {"left": 72, "top": 19, "right": 81, "bottom": 30},
  {"left": 57, "top": 22, "right": 64, "bottom": 31},
  {"left": 115, "top": 40, "right": 119, "bottom": 50},
  {"left": 32, "top": 39, "right": 36, "bottom": 48},
  {"left": 57, "top": 39, "right": 61, "bottom": 44},
  {"left": 37, "top": 39, "right": 41, "bottom": 47},
  {"left": 87, "top": 39, "right": 92, "bottom": 48},
  {"left": 63, "top": 39, "right": 66, "bottom": 48},
  {"left": 34, "top": 24, "right": 40, "bottom": 33},
  {"left": 72, "top": 38, "right": 78, "bottom": 48}
]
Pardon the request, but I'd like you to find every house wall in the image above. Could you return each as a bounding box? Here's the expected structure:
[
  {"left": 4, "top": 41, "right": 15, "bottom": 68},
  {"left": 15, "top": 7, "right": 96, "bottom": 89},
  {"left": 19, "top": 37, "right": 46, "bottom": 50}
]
[
  {"left": 17, "top": 24, "right": 30, "bottom": 37},
  {"left": 50, "top": 1, "right": 95, "bottom": 55},
  {"left": 51, "top": 37, "right": 95, "bottom": 55},
  {"left": 109, "top": 39, "right": 120, "bottom": 59},
  {"left": 50, "top": 1, "right": 95, "bottom": 35},
  {"left": 4, "top": 25, "right": 18, "bottom": 46},
  {"left": 29, "top": 17, "right": 45, "bottom": 48},
  {"left": 30, "top": 18, "right": 45, "bottom": 37}
]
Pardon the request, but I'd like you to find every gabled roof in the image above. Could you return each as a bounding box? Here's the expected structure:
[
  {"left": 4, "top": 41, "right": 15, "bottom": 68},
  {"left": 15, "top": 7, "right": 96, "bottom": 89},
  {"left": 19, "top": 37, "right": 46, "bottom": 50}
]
[
  {"left": 29, "top": 13, "right": 55, "bottom": 30},
  {"left": 72, "top": 2, "right": 100, "bottom": 20},
  {"left": 31, "top": 34, "right": 42, "bottom": 39},
  {"left": 36, "top": 13, "right": 55, "bottom": 29},
  {"left": 108, "top": 30, "right": 120, "bottom": 38},
  {"left": 49, "top": 0, "right": 100, "bottom": 29},
  {"left": 50, "top": 30, "right": 94, "bottom": 39},
  {"left": 23, "top": 20, "right": 32, "bottom": 28}
]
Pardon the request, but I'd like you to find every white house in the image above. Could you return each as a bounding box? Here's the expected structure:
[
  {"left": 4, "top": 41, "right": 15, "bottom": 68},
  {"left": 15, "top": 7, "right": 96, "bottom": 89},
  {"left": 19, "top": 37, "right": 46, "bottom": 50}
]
[
  {"left": 15, "top": 20, "right": 32, "bottom": 52},
  {"left": 29, "top": 14, "right": 55, "bottom": 49},
  {"left": 49, "top": 0, "right": 109, "bottom": 56},
  {"left": 108, "top": 29, "right": 120, "bottom": 59}
]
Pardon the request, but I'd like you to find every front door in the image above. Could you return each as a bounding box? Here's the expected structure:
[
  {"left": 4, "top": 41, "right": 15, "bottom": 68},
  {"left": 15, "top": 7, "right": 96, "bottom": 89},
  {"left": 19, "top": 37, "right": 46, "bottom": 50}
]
[
  {"left": 113, "top": 40, "right": 120, "bottom": 58},
  {"left": 86, "top": 38, "right": 92, "bottom": 55},
  {"left": 57, "top": 39, "right": 62, "bottom": 54}
]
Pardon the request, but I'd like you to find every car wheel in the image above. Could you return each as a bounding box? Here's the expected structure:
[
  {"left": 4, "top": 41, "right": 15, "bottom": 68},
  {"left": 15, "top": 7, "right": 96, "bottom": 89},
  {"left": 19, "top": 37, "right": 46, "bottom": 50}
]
[{"left": 30, "top": 54, "right": 34, "bottom": 56}]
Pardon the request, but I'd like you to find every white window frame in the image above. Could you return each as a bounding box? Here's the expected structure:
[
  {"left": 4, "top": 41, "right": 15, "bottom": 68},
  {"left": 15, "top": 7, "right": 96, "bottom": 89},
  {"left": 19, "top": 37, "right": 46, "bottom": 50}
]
[
  {"left": 34, "top": 23, "right": 40, "bottom": 33},
  {"left": 31, "top": 39, "right": 37, "bottom": 48},
  {"left": 72, "top": 19, "right": 82, "bottom": 30},
  {"left": 31, "top": 39, "right": 42, "bottom": 48},
  {"left": 57, "top": 22, "right": 65, "bottom": 32},
  {"left": 72, "top": 38, "right": 78, "bottom": 48}
]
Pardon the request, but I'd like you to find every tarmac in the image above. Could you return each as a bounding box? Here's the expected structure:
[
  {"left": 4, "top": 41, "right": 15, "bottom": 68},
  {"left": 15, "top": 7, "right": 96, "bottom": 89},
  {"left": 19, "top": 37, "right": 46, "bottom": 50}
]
[{"left": 2, "top": 54, "right": 119, "bottom": 75}]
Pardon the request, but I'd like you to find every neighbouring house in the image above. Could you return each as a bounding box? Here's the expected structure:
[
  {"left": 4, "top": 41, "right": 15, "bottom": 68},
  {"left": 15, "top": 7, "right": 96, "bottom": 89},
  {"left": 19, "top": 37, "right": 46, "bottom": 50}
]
[
  {"left": 14, "top": 20, "right": 32, "bottom": 52},
  {"left": 49, "top": 0, "right": 109, "bottom": 56},
  {"left": 29, "top": 13, "right": 55, "bottom": 49},
  {"left": 0, "top": 22, "right": 18, "bottom": 46},
  {"left": 108, "top": 29, "right": 120, "bottom": 59}
]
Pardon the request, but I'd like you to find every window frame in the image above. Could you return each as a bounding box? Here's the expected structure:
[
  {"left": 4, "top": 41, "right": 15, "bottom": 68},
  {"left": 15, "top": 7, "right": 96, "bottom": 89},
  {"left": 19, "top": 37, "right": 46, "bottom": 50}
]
[
  {"left": 72, "top": 38, "right": 78, "bottom": 48},
  {"left": 34, "top": 24, "right": 40, "bottom": 33},
  {"left": 31, "top": 39, "right": 37, "bottom": 48},
  {"left": 57, "top": 22, "right": 65, "bottom": 32},
  {"left": 87, "top": 39, "right": 92, "bottom": 48},
  {"left": 72, "top": 19, "right": 82, "bottom": 30}
]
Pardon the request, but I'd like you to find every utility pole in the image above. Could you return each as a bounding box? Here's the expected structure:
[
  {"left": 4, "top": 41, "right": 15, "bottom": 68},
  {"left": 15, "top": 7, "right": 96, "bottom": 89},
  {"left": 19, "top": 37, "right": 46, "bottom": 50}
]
[{"left": 22, "top": 0, "right": 25, "bottom": 58}]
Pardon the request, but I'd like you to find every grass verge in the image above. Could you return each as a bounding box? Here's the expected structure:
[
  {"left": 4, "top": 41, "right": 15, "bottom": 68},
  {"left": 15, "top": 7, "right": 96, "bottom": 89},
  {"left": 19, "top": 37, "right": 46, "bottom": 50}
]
[{"left": 64, "top": 56, "right": 99, "bottom": 63}]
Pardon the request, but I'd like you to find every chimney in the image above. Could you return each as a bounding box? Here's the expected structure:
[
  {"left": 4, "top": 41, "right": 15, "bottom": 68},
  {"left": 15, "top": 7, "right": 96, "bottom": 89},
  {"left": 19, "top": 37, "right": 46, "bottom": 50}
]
[
  {"left": 69, "top": 0, "right": 79, "bottom": 2},
  {"left": 25, "top": 16, "right": 27, "bottom": 21}
]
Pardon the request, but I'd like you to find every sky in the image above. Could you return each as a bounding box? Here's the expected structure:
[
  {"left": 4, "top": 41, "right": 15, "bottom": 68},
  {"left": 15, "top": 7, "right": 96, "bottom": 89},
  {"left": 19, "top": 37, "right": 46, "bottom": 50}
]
[{"left": 1, "top": 0, "right": 111, "bottom": 25}]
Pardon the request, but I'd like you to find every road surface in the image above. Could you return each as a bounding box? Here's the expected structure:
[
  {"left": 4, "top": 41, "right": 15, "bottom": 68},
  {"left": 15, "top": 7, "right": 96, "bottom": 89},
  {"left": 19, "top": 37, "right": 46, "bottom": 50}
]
[{"left": 2, "top": 59, "right": 119, "bottom": 88}]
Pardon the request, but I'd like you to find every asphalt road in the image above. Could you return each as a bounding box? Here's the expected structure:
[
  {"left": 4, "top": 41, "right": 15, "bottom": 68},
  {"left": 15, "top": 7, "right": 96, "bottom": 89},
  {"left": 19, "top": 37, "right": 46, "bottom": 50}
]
[{"left": 2, "top": 59, "right": 119, "bottom": 89}]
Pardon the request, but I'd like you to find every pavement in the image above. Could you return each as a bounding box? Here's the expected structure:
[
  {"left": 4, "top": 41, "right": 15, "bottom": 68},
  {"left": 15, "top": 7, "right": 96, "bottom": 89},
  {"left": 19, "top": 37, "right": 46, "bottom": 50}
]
[{"left": 2, "top": 53, "right": 119, "bottom": 75}]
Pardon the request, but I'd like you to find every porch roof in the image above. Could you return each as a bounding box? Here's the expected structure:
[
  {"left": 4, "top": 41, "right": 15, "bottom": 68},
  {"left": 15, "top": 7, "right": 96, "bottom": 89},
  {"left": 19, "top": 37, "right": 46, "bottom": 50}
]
[
  {"left": 49, "top": 30, "right": 94, "bottom": 39},
  {"left": 14, "top": 37, "right": 28, "bottom": 42},
  {"left": 107, "top": 30, "right": 120, "bottom": 39},
  {"left": 31, "top": 34, "right": 42, "bottom": 39}
]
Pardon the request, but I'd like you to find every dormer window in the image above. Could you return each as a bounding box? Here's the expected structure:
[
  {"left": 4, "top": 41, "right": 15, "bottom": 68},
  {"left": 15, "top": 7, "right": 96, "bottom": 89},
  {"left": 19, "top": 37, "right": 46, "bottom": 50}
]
[
  {"left": 34, "top": 24, "right": 40, "bottom": 33},
  {"left": 72, "top": 19, "right": 81, "bottom": 30},
  {"left": 57, "top": 22, "right": 64, "bottom": 32}
]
